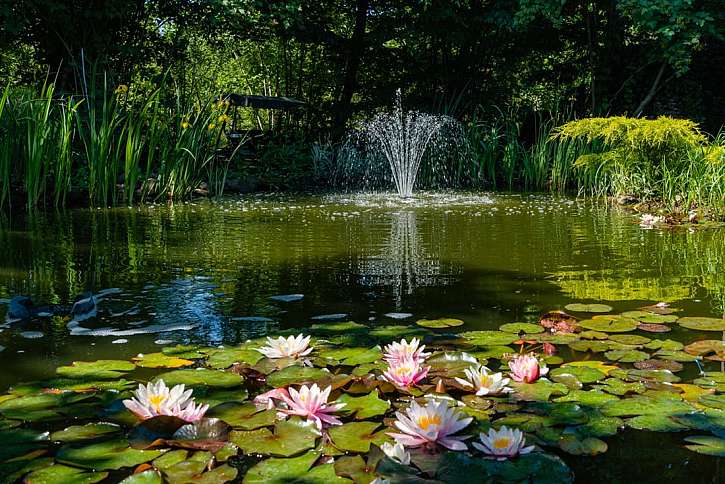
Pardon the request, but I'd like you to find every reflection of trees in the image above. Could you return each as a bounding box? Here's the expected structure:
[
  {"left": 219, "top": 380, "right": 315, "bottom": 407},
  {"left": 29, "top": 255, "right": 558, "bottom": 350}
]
[{"left": 355, "top": 210, "right": 460, "bottom": 307}]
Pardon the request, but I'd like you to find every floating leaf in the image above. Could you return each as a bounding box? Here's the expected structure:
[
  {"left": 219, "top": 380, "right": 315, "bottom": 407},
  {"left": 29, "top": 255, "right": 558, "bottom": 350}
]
[
  {"left": 207, "top": 403, "right": 277, "bottom": 430},
  {"left": 266, "top": 366, "right": 331, "bottom": 388},
  {"left": 568, "top": 340, "right": 609, "bottom": 353},
  {"left": 243, "top": 451, "right": 349, "bottom": 484},
  {"left": 23, "top": 463, "right": 109, "bottom": 484},
  {"left": 230, "top": 418, "right": 319, "bottom": 457},
  {"left": 604, "top": 349, "right": 649, "bottom": 363},
  {"left": 554, "top": 390, "right": 617, "bottom": 407},
  {"left": 320, "top": 347, "right": 382, "bottom": 366},
  {"left": 577, "top": 414, "right": 623, "bottom": 437},
  {"left": 416, "top": 318, "right": 464, "bottom": 328},
  {"left": 609, "top": 334, "right": 651, "bottom": 345},
  {"left": 564, "top": 303, "right": 613, "bottom": 313},
  {"left": 499, "top": 323, "right": 544, "bottom": 334},
  {"left": 51, "top": 423, "right": 121, "bottom": 443},
  {"left": 678, "top": 317, "right": 725, "bottom": 331},
  {"left": 328, "top": 421, "right": 390, "bottom": 453},
  {"left": 434, "top": 450, "right": 574, "bottom": 484},
  {"left": 625, "top": 414, "right": 690, "bottom": 432},
  {"left": 334, "top": 454, "right": 377, "bottom": 483},
  {"left": 558, "top": 434, "right": 608, "bottom": 455},
  {"left": 684, "top": 340, "right": 725, "bottom": 361},
  {"left": 633, "top": 359, "right": 683, "bottom": 372},
  {"left": 154, "top": 369, "right": 243, "bottom": 389},
  {"left": 550, "top": 366, "right": 606, "bottom": 384},
  {"left": 56, "top": 439, "right": 165, "bottom": 470},
  {"left": 683, "top": 435, "right": 725, "bottom": 457},
  {"left": 461, "top": 330, "right": 518, "bottom": 346},
  {"left": 579, "top": 318, "right": 637, "bottom": 332},
  {"left": 637, "top": 323, "right": 671, "bottom": 333},
  {"left": 56, "top": 360, "right": 135, "bottom": 379},
  {"left": 652, "top": 350, "right": 697, "bottom": 362},
  {"left": 601, "top": 396, "right": 692, "bottom": 417},
  {"left": 698, "top": 394, "right": 725, "bottom": 410},
  {"left": 337, "top": 390, "right": 390, "bottom": 420},
  {"left": 162, "top": 461, "right": 238, "bottom": 483},
  {"left": 119, "top": 469, "right": 163, "bottom": 484},
  {"left": 207, "top": 348, "right": 264, "bottom": 369},
  {"left": 133, "top": 353, "right": 194, "bottom": 369},
  {"left": 170, "top": 418, "right": 232, "bottom": 451},
  {"left": 511, "top": 381, "right": 569, "bottom": 402},
  {"left": 644, "top": 339, "right": 683, "bottom": 351},
  {"left": 162, "top": 345, "right": 207, "bottom": 360}
]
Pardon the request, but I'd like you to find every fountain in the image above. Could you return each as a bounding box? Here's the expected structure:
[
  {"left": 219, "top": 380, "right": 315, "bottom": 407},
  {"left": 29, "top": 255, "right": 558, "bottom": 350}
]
[{"left": 361, "top": 90, "right": 457, "bottom": 197}]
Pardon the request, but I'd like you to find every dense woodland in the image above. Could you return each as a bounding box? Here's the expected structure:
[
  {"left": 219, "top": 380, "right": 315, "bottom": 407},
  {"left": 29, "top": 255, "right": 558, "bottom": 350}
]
[{"left": 0, "top": 1, "right": 723, "bottom": 208}]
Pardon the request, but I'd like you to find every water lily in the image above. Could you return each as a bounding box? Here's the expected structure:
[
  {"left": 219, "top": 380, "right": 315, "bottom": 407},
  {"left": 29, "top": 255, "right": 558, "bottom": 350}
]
[
  {"left": 382, "top": 357, "right": 430, "bottom": 388},
  {"left": 383, "top": 337, "right": 431, "bottom": 364},
  {"left": 254, "top": 387, "right": 292, "bottom": 411},
  {"left": 454, "top": 365, "right": 511, "bottom": 396},
  {"left": 509, "top": 354, "right": 548, "bottom": 383},
  {"left": 256, "top": 334, "right": 313, "bottom": 359},
  {"left": 388, "top": 399, "right": 472, "bottom": 450},
  {"left": 381, "top": 441, "right": 411, "bottom": 465},
  {"left": 639, "top": 213, "right": 664, "bottom": 228},
  {"left": 280, "top": 384, "right": 345, "bottom": 430},
  {"left": 472, "top": 426, "right": 534, "bottom": 460},
  {"left": 123, "top": 380, "right": 208, "bottom": 423}
]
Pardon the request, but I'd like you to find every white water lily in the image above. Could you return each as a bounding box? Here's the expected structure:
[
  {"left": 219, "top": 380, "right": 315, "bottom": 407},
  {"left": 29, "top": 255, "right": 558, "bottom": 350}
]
[
  {"left": 256, "top": 334, "right": 313, "bottom": 359},
  {"left": 388, "top": 399, "right": 472, "bottom": 450},
  {"left": 455, "top": 365, "right": 511, "bottom": 396},
  {"left": 381, "top": 442, "right": 411, "bottom": 465},
  {"left": 123, "top": 380, "right": 208, "bottom": 422},
  {"left": 383, "top": 337, "right": 431, "bottom": 364},
  {"left": 472, "top": 426, "right": 534, "bottom": 460}
]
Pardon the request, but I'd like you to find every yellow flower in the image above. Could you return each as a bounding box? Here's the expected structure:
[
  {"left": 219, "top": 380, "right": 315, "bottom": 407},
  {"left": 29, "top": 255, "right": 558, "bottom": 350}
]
[
  {"left": 115, "top": 84, "right": 129, "bottom": 95},
  {"left": 181, "top": 119, "right": 191, "bottom": 129},
  {"left": 208, "top": 123, "right": 216, "bottom": 130},
  {"left": 217, "top": 114, "right": 231, "bottom": 124}
]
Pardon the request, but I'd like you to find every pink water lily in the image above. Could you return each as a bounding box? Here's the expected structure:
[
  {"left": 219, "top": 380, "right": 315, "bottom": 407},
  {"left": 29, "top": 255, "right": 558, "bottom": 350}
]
[
  {"left": 383, "top": 337, "right": 431, "bottom": 364},
  {"left": 388, "top": 399, "right": 472, "bottom": 450},
  {"left": 254, "top": 387, "right": 293, "bottom": 411},
  {"left": 279, "top": 384, "right": 346, "bottom": 430},
  {"left": 123, "top": 380, "right": 208, "bottom": 423},
  {"left": 382, "top": 357, "right": 430, "bottom": 388},
  {"left": 509, "top": 354, "right": 548, "bottom": 383}
]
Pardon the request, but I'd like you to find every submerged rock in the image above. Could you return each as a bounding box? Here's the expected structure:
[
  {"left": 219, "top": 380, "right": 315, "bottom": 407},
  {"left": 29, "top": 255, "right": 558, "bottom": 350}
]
[
  {"left": 6, "top": 296, "right": 33, "bottom": 323},
  {"left": 71, "top": 293, "right": 98, "bottom": 322}
]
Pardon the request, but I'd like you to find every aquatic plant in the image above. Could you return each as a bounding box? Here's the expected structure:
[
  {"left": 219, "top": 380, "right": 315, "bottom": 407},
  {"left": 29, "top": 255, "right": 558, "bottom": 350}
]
[
  {"left": 454, "top": 365, "right": 511, "bottom": 396},
  {"left": 256, "top": 334, "right": 313, "bottom": 359},
  {"left": 509, "top": 353, "right": 548, "bottom": 383},
  {"left": 123, "top": 380, "right": 208, "bottom": 422},
  {"left": 383, "top": 337, "right": 430, "bottom": 364},
  {"left": 277, "top": 384, "right": 346, "bottom": 430},
  {"left": 381, "top": 357, "right": 430, "bottom": 388},
  {"left": 388, "top": 399, "right": 472, "bottom": 450},
  {"left": 381, "top": 441, "right": 411, "bottom": 465},
  {"left": 473, "top": 426, "right": 534, "bottom": 460}
]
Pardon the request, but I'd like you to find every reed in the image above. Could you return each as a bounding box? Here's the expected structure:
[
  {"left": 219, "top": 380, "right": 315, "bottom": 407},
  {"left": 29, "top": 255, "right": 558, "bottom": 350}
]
[{"left": 0, "top": 85, "right": 11, "bottom": 209}]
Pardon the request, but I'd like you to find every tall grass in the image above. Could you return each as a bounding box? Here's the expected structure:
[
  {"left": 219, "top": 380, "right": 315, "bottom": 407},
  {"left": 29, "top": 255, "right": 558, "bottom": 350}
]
[{"left": 0, "top": 85, "right": 11, "bottom": 209}]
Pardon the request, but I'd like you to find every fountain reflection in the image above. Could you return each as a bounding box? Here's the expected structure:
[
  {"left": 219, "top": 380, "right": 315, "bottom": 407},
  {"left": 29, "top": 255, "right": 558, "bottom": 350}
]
[{"left": 356, "top": 210, "right": 461, "bottom": 308}]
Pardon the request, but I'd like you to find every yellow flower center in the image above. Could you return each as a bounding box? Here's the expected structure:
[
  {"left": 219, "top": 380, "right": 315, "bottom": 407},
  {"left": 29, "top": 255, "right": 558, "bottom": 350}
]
[
  {"left": 493, "top": 437, "right": 511, "bottom": 449},
  {"left": 148, "top": 394, "right": 166, "bottom": 411},
  {"left": 479, "top": 375, "right": 493, "bottom": 387},
  {"left": 418, "top": 414, "right": 441, "bottom": 430}
]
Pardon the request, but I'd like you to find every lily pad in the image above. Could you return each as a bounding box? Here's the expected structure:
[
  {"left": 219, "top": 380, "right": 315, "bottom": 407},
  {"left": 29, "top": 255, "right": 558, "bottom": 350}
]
[
  {"left": 133, "top": 353, "right": 194, "bottom": 369},
  {"left": 266, "top": 366, "right": 331, "bottom": 388},
  {"left": 56, "top": 360, "right": 135, "bottom": 379},
  {"left": 51, "top": 423, "right": 121, "bottom": 443},
  {"left": 207, "top": 403, "right": 277, "bottom": 430},
  {"left": 23, "top": 464, "right": 109, "bottom": 484},
  {"left": 609, "top": 334, "right": 651, "bottom": 345},
  {"left": 564, "top": 303, "right": 613, "bottom": 313},
  {"left": 625, "top": 414, "right": 690, "bottom": 432},
  {"left": 434, "top": 450, "right": 573, "bottom": 484},
  {"left": 120, "top": 470, "right": 163, "bottom": 483},
  {"left": 416, "top": 318, "right": 464, "bottom": 329},
  {"left": 579, "top": 318, "right": 637, "bottom": 332},
  {"left": 698, "top": 394, "right": 725, "bottom": 410},
  {"left": 243, "top": 451, "right": 349, "bottom": 484},
  {"left": 337, "top": 390, "right": 390, "bottom": 420},
  {"left": 499, "top": 322, "right": 544, "bottom": 334},
  {"left": 644, "top": 339, "right": 683, "bottom": 351},
  {"left": 568, "top": 340, "right": 609, "bottom": 353},
  {"left": 678, "top": 317, "right": 725, "bottom": 331},
  {"left": 637, "top": 323, "right": 671, "bottom": 333},
  {"left": 461, "top": 330, "right": 518, "bottom": 346},
  {"left": 550, "top": 366, "right": 606, "bottom": 384},
  {"left": 559, "top": 434, "right": 608, "bottom": 455},
  {"left": 683, "top": 435, "right": 725, "bottom": 457},
  {"left": 604, "top": 349, "right": 649, "bottom": 363},
  {"left": 511, "top": 381, "right": 569, "bottom": 402},
  {"left": 554, "top": 390, "right": 617, "bottom": 407},
  {"left": 328, "top": 421, "right": 390, "bottom": 453},
  {"left": 633, "top": 359, "right": 683, "bottom": 372},
  {"left": 207, "top": 348, "right": 264, "bottom": 369},
  {"left": 154, "top": 369, "right": 243, "bottom": 389},
  {"left": 162, "top": 461, "right": 238, "bottom": 483},
  {"left": 56, "top": 439, "right": 165, "bottom": 470},
  {"left": 684, "top": 340, "right": 725, "bottom": 361},
  {"left": 230, "top": 418, "right": 318, "bottom": 457},
  {"left": 601, "top": 396, "right": 692, "bottom": 417}
]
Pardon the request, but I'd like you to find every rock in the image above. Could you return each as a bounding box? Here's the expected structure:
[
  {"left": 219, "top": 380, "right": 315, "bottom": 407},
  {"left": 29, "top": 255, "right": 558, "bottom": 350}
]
[
  {"left": 71, "top": 292, "right": 98, "bottom": 322},
  {"left": 617, "top": 195, "right": 640, "bottom": 205},
  {"left": 269, "top": 294, "right": 304, "bottom": 302},
  {"left": 6, "top": 296, "right": 33, "bottom": 323}
]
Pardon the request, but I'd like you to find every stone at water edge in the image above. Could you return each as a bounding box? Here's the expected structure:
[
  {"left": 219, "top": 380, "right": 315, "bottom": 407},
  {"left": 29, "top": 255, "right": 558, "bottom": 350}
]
[
  {"left": 310, "top": 314, "right": 348, "bottom": 321},
  {"left": 6, "top": 296, "right": 32, "bottom": 323},
  {"left": 269, "top": 294, "right": 304, "bottom": 302},
  {"left": 71, "top": 292, "right": 98, "bottom": 322}
]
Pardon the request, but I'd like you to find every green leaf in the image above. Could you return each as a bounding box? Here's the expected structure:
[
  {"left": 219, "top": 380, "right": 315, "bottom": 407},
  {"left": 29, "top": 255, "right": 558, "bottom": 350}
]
[
  {"left": 604, "top": 349, "right": 649, "bottom": 363},
  {"left": 133, "top": 352, "right": 194, "bottom": 368},
  {"left": 579, "top": 318, "right": 638, "bottom": 332},
  {"left": 461, "top": 330, "right": 518, "bottom": 346},
  {"left": 558, "top": 434, "right": 608, "bottom": 455},
  {"left": 601, "top": 396, "right": 692, "bottom": 417},
  {"left": 50, "top": 422, "right": 121, "bottom": 442},
  {"left": 154, "top": 369, "right": 243, "bottom": 388},
  {"left": 698, "top": 394, "right": 725, "bottom": 410},
  {"left": 23, "top": 464, "right": 109, "bottom": 484},
  {"left": 56, "top": 439, "right": 165, "bottom": 470},
  {"left": 684, "top": 435, "right": 725, "bottom": 457},
  {"left": 678, "top": 317, "right": 725, "bottom": 331},
  {"left": 266, "top": 366, "right": 332, "bottom": 388},
  {"left": 565, "top": 303, "right": 613, "bottom": 313},
  {"left": 511, "top": 381, "right": 569, "bottom": 402},
  {"left": 334, "top": 454, "right": 377, "bottom": 483},
  {"left": 328, "top": 421, "right": 390, "bottom": 453},
  {"left": 554, "top": 390, "right": 617, "bottom": 406},
  {"left": 162, "top": 461, "right": 238, "bottom": 483},
  {"left": 625, "top": 414, "right": 690, "bottom": 432},
  {"left": 550, "top": 366, "right": 606, "bottom": 384},
  {"left": 337, "top": 390, "right": 390, "bottom": 420},
  {"left": 120, "top": 469, "right": 163, "bottom": 484},
  {"left": 56, "top": 360, "right": 135, "bottom": 379},
  {"left": 207, "top": 348, "right": 264, "bottom": 369},
  {"left": 230, "top": 418, "right": 319, "bottom": 457},
  {"left": 499, "top": 322, "right": 544, "bottom": 334},
  {"left": 243, "top": 451, "right": 350, "bottom": 484},
  {"left": 416, "top": 318, "right": 464, "bottom": 328},
  {"left": 207, "top": 402, "right": 277, "bottom": 429}
]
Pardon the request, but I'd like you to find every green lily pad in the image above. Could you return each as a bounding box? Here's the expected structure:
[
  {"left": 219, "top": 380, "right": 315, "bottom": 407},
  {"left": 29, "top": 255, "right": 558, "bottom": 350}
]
[
  {"left": 328, "top": 421, "right": 390, "bottom": 453},
  {"left": 577, "top": 414, "right": 623, "bottom": 437},
  {"left": 334, "top": 454, "right": 377, "bottom": 483},
  {"left": 461, "top": 330, "right": 518, "bottom": 346},
  {"left": 579, "top": 318, "right": 638, "bottom": 332},
  {"left": 56, "top": 360, "right": 136, "bottom": 379},
  {"left": 416, "top": 318, "right": 464, "bottom": 329},
  {"left": 207, "top": 348, "right": 264, "bottom": 369},
  {"left": 558, "top": 434, "right": 607, "bottom": 455},
  {"left": 207, "top": 403, "right": 277, "bottom": 430},
  {"left": 684, "top": 340, "right": 725, "bottom": 361},
  {"left": 133, "top": 352, "right": 194, "bottom": 369},
  {"left": 320, "top": 347, "right": 383, "bottom": 366},
  {"left": 162, "top": 461, "right": 238, "bottom": 483},
  {"left": 230, "top": 418, "right": 319, "bottom": 457},
  {"left": 678, "top": 317, "right": 725, "bottom": 331},
  {"left": 499, "top": 323, "right": 544, "bottom": 334},
  {"left": 554, "top": 390, "right": 617, "bottom": 406},
  {"left": 604, "top": 349, "right": 649, "bottom": 363},
  {"left": 266, "top": 366, "right": 331, "bottom": 388},
  {"left": 23, "top": 464, "right": 109, "bottom": 484},
  {"left": 565, "top": 303, "right": 613, "bottom": 313},
  {"left": 309, "top": 321, "right": 367, "bottom": 334},
  {"left": 698, "top": 394, "right": 725, "bottom": 410},
  {"left": 337, "top": 390, "right": 390, "bottom": 420},
  {"left": 511, "top": 381, "right": 569, "bottom": 402},
  {"left": 154, "top": 369, "right": 243, "bottom": 388},
  {"left": 51, "top": 423, "right": 121, "bottom": 442},
  {"left": 683, "top": 435, "right": 725, "bottom": 457},
  {"left": 120, "top": 469, "right": 163, "bottom": 483},
  {"left": 56, "top": 439, "right": 165, "bottom": 470},
  {"left": 601, "top": 396, "right": 692, "bottom": 417},
  {"left": 625, "top": 414, "right": 690, "bottom": 432},
  {"left": 609, "top": 334, "right": 651, "bottom": 345},
  {"left": 162, "top": 345, "right": 207, "bottom": 360},
  {"left": 580, "top": 331, "right": 609, "bottom": 340},
  {"left": 434, "top": 450, "right": 573, "bottom": 484},
  {"left": 243, "top": 451, "right": 350, "bottom": 484},
  {"left": 622, "top": 369, "right": 681, "bottom": 383},
  {"left": 470, "top": 346, "right": 514, "bottom": 359},
  {"left": 568, "top": 340, "right": 609, "bottom": 353},
  {"left": 428, "top": 352, "right": 479, "bottom": 376},
  {"left": 651, "top": 350, "right": 696, "bottom": 362},
  {"left": 644, "top": 339, "right": 684, "bottom": 351},
  {"left": 550, "top": 366, "right": 606, "bottom": 384},
  {"left": 369, "top": 325, "right": 429, "bottom": 339}
]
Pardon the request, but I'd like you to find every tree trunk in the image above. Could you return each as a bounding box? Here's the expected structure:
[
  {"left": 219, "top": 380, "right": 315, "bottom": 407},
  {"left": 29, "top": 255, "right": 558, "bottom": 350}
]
[
  {"left": 333, "top": 0, "right": 369, "bottom": 135},
  {"left": 634, "top": 62, "right": 666, "bottom": 117}
]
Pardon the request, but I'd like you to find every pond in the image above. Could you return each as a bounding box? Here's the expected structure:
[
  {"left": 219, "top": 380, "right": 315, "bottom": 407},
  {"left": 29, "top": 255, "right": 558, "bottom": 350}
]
[{"left": 0, "top": 192, "right": 723, "bottom": 482}]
